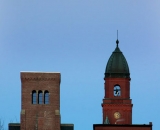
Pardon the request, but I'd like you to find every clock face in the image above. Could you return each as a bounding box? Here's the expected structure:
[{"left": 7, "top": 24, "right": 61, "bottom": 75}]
[{"left": 114, "top": 112, "right": 121, "bottom": 119}]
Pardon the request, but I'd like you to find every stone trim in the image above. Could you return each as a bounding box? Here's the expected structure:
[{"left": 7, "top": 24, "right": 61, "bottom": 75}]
[
  {"left": 20, "top": 72, "right": 61, "bottom": 81},
  {"left": 21, "top": 77, "right": 57, "bottom": 81}
]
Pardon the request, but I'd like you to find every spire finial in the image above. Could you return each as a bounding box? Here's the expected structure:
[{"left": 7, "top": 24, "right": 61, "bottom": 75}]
[{"left": 116, "top": 30, "right": 119, "bottom": 46}]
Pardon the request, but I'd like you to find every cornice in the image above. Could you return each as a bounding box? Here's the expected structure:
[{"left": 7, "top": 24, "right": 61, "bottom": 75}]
[
  {"left": 21, "top": 77, "right": 58, "bottom": 81},
  {"left": 20, "top": 72, "right": 61, "bottom": 81},
  {"left": 102, "top": 103, "right": 133, "bottom": 108}
]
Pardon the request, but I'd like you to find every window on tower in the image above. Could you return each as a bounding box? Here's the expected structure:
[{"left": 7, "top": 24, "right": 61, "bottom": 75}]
[
  {"left": 32, "top": 90, "right": 37, "bottom": 104},
  {"left": 114, "top": 85, "right": 121, "bottom": 96},
  {"left": 38, "top": 90, "right": 43, "bottom": 104},
  {"left": 44, "top": 90, "right": 49, "bottom": 104}
]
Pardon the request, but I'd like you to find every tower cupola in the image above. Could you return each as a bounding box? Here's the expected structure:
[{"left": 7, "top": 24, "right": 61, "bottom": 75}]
[
  {"left": 102, "top": 37, "right": 132, "bottom": 125},
  {"left": 105, "top": 40, "right": 130, "bottom": 78}
]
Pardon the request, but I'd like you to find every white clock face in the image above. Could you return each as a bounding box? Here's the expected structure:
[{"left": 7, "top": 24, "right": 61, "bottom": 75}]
[{"left": 114, "top": 112, "right": 121, "bottom": 119}]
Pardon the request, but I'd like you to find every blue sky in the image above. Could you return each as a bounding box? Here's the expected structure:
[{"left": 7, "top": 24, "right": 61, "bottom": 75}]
[{"left": 0, "top": 0, "right": 160, "bottom": 130}]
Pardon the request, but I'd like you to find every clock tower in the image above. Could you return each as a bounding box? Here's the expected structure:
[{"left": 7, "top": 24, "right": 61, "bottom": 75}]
[
  {"left": 102, "top": 39, "right": 132, "bottom": 124},
  {"left": 93, "top": 37, "right": 152, "bottom": 130}
]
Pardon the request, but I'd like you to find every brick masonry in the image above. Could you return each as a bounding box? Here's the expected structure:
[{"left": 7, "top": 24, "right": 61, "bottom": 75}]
[
  {"left": 20, "top": 72, "right": 61, "bottom": 130},
  {"left": 102, "top": 77, "right": 132, "bottom": 124}
]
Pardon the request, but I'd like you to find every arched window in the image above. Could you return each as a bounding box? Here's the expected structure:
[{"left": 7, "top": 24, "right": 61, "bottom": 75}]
[
  {"left": 38, "top": 91, "right": 43, "bottom": 104},
  {"left": 32, "top": 90, "right": 37, "bottom": 104},
  {"left": 114, "top": 85, "right": 121, "bottom": 96},
  {"left": 44, "top": 90, "right": 49, "bottom": 104}
]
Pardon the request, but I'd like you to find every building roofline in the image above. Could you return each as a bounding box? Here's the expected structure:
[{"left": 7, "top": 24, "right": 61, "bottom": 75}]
[{"left": 20, "top": 71, "right": 60, "bottom": 73}]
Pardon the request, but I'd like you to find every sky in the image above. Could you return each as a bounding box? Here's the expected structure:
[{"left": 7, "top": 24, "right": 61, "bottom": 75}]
[{"left": 0, "top": 0, "right": 160, "bottom": 130}]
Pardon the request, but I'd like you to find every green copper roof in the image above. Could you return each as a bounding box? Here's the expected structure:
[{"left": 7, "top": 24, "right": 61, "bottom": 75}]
[{"left": 105, "top": 40, "right": 130, "bottom": 78}]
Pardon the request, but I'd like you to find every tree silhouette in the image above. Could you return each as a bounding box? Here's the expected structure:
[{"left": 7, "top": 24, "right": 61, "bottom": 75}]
[{"left": 0, "top": 119, "right": 4, "bottom": 130}]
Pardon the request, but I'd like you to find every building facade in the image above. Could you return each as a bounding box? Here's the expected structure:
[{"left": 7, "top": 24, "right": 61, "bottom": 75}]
[
  {"left": 20, "top": 72, "right": 61, "bottom": 130},
  {"left": 9, "top": 72, "right": 73, "bottom": 130}
]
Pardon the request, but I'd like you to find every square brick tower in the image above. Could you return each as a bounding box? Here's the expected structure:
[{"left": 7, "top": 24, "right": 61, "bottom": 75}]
[{"left": 20, "top": 72, "right": 61, "bottom": 130}]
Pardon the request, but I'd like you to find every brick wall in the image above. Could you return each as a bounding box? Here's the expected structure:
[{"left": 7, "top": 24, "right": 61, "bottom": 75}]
[
  {"left": 20, "top": 72, "right": 61, "bottom": 130},
  {"left": 102, "top": 78, "right": 132, "bottom": 124}
]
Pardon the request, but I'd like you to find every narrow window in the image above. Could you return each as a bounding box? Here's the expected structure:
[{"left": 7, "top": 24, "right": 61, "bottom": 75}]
[
  {"left": 38, "top": 91, "right": 43, "bottom": 104},
  {"left": 114, "top": 85, "right": 121, "bottom": 96},
  {"left": 32, "top": 90, "right": 37, "bottom": 104},
  {"left": 44, "top": 91, "right": 49, "bottom": 104}
]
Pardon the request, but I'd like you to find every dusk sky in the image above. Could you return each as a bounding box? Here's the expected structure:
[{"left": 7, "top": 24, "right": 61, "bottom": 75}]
[{"left": 0, "top": 1, "right": 160, "bottom": 130}]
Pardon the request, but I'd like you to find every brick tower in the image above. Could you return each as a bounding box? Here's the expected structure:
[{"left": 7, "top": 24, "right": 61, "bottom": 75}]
[
  {"left": 20, "top": 72, "right": 61, "bottom": 130},
  {"left": 93, "top": 37, "right": 152, "bottom": 130},
  {"left": 102, "top": 39, "right": 132, "bottom": 124}
]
